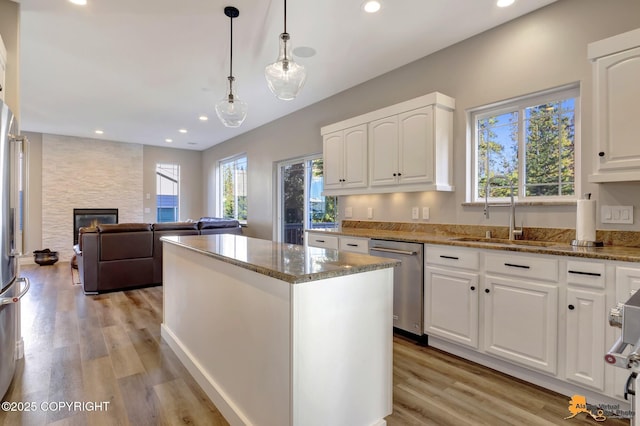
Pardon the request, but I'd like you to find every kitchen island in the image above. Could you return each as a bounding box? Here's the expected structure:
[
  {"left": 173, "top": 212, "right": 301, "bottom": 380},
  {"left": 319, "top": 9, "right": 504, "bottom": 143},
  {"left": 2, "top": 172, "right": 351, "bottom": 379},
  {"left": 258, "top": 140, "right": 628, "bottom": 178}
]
[{"left": 160, "top": 234, "right": 398, "bottom": 426}]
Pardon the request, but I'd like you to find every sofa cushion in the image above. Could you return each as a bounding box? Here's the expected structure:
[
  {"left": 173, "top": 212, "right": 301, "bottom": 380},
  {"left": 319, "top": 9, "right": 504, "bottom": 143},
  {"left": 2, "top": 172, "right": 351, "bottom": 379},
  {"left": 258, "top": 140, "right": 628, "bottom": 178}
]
[
  {"left": 152, "top": 222, "right": 198, "bottom": 231},
  {"left": 100, "top": 230, "right": 153, "bottom": 261},
  {"left": 198, "top": 217, "right": 240, "bottom": 229},
  {"left": 98, "top": 223, "right": 152, "bottom": 233}
]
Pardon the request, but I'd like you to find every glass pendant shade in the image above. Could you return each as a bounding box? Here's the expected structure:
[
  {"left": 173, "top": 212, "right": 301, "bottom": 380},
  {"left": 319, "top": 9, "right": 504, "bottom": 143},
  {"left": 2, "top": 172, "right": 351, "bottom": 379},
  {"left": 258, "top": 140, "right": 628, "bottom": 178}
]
[
  {"left": 265, "top": 33, "right": 307, "bottom": 101},
  {"left": 215, "top": 77, "right": 248, "bottom": 128}
]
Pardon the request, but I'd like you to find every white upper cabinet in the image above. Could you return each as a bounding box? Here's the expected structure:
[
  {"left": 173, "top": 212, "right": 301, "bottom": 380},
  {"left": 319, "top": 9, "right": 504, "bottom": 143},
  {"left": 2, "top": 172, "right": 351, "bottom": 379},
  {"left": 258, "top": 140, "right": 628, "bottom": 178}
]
[
  {"left": 588, "top": 28, "right": 640, "bottom": 182},
  {"left": 323, "top": 124, "right": 368, "bottom": 190},
  {"left": 321, "top": 92, "right": 454, "bottom": 195},
  {"left": 0, "top": 35, "right": 6, "bottom": 102},
  {"left": 370, "top": 106, "right": 436, "bottom": 187}
]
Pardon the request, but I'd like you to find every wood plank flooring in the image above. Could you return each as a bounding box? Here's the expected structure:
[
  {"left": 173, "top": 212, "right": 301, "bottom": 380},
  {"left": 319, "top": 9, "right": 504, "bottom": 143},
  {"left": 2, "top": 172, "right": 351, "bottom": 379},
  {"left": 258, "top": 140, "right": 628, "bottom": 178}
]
[{"left": 0, "top": 262, "right": 631, "bottom": 425}]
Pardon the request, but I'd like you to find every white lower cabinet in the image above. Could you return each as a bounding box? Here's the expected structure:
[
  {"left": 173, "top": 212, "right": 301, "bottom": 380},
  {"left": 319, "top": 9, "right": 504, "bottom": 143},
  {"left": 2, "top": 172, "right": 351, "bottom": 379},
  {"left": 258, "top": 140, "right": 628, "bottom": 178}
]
[
  {"left": 564, "top": 260, "right": 606, "bottom": 391},
  {"left": 483, "top": 274, "right": 558, "bottom": 375},
  {"left": 306, "top": 232, "right": 369, "bottom": 254},
  {"left": 305, "top": 232, "right": 339, "bottom": 250},
  {"left": 565, "top": 287, "right": 605, "bottom": 390},
  {"left": 425, "top": 265, "right": 479, "bottom": 348}
]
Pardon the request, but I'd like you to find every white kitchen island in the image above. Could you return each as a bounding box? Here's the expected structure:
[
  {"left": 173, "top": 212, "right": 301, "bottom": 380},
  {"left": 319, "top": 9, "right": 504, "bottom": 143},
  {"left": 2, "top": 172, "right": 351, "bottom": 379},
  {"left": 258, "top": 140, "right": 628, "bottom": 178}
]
[{"left": 161, "top": 234, "right": 397, "bottom": 426}]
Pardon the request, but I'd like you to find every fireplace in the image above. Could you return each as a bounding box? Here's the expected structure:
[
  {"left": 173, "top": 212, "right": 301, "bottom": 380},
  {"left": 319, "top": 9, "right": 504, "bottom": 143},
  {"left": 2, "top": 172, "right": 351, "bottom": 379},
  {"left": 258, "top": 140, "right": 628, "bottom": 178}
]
[{"left": 73, "top": 208, "right": 118, "bottom": 245}]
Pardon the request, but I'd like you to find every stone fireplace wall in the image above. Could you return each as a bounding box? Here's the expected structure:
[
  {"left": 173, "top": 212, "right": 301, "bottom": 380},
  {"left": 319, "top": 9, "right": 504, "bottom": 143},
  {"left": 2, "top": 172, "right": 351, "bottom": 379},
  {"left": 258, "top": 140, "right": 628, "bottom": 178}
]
[{"left": 42, "top": 134, "right": 143, "bottom": 261}]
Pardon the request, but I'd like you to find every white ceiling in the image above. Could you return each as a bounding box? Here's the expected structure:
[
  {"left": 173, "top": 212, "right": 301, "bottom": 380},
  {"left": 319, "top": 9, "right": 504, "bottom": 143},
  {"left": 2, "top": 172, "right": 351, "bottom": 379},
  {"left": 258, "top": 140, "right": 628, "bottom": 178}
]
[{"left": 15, "top": 0, "right": 557, "bottom": 150}]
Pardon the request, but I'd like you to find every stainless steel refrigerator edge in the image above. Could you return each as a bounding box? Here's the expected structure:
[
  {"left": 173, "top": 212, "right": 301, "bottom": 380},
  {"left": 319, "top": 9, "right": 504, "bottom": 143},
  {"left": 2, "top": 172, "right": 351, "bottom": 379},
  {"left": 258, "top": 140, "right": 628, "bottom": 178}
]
[
  {"left": 369, "top": 239, "right": 424, "bottom": 335},
  {"left": 0, "top": 99, "right": 29, "bottom": 400}
]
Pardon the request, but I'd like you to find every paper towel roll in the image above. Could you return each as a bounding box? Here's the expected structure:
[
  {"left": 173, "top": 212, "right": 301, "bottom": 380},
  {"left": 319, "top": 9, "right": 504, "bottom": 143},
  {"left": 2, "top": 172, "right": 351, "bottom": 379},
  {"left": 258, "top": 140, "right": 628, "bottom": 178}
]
[{"left": 576, "top": 199, "right": 596, "bottom": 242}]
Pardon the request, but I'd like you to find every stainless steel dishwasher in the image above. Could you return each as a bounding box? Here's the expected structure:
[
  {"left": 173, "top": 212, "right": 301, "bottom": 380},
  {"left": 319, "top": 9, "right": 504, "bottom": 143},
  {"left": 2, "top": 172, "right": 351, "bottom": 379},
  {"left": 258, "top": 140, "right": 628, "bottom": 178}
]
[{"left": 369, "top": 239, "right": 424, "bottom": 336}]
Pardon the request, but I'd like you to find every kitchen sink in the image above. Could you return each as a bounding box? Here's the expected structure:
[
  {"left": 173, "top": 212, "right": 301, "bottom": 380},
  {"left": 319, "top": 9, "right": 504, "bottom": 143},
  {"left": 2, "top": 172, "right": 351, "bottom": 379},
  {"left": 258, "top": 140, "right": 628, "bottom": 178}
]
[{"left": 449, "top": 237, "right": 560, "bottom": 248}]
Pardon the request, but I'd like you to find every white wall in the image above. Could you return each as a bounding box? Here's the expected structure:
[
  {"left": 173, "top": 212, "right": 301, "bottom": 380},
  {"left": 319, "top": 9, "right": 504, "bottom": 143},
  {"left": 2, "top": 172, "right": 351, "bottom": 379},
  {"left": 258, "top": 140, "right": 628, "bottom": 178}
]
[
  {"left": 202, "top": 0, "right": 640, "bottom": 240},
  {"left": 0, "top": 0, "right": 19, "bottom": 116}
]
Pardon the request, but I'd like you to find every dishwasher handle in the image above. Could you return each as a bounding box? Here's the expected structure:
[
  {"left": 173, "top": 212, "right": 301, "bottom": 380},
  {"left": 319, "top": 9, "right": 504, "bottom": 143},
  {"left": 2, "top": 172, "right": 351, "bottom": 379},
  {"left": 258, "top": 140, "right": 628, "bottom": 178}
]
[{"left": 370, "top": 246, "right": 417, "bottom": 256}]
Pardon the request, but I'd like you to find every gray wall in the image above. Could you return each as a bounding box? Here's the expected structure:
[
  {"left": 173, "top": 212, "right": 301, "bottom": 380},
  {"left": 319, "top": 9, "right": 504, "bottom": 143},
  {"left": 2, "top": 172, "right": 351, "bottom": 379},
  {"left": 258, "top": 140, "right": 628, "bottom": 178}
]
[
  {"left": 0, "top": 0, "right": 19, "bottom": 116},
  {"left": 142, "top": 145, "right": 203, "bottom": 223},
  {"left": 202, "top": 0, "right": 640, "bottom": 240}
]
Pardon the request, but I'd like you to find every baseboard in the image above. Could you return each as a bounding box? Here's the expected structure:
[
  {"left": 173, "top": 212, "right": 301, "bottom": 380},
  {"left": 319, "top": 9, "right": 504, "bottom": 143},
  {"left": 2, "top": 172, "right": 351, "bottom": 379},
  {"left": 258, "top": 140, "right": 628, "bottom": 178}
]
[{"left": 160, "top": 324, "right": 249, "bottom": 426}]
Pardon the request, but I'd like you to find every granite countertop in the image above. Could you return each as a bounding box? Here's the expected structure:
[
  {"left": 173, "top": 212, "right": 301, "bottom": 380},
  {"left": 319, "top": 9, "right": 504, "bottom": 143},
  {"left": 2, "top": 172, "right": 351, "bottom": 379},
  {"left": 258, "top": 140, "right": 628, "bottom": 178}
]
[
  {"left": 308, "top": 226, "right": 640, "bottom": 263},
  {"left": 161, "top": 234, "right": 398, "bottom": 284}
]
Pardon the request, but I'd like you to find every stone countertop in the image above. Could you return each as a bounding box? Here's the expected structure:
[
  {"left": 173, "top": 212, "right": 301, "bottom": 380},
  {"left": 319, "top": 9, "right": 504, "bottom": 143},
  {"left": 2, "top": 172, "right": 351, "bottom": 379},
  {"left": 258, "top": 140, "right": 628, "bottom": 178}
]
[
  {"left": 307, "top": 227, "right": 640, "bottom": 263},
  {"left": 161, "top": 234, "right": 399, "bottom": 284}
]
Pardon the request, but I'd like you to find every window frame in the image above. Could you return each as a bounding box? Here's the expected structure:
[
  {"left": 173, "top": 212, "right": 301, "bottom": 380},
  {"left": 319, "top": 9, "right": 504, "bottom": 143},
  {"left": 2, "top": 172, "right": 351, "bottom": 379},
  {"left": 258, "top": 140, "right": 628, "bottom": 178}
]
[
  {"left": 467, "top": 83, "right": 581, "bottom": 203},
  {"left": 218, "top": 153, "right": 248, "bottom": 224},
  {"left": 156, "top": 163, "right": 180, "bottom": 222}
]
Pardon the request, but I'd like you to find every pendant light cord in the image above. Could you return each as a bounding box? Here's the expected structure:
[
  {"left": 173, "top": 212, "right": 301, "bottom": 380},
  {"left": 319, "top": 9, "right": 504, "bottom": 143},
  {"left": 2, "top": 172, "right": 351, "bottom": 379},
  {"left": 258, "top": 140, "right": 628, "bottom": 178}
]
[
  {"left": 229, "top": 14, "right": 234, "bottom": 78},
  {"left": 284, "top": 0, "right": 287, "bottom": 33}
]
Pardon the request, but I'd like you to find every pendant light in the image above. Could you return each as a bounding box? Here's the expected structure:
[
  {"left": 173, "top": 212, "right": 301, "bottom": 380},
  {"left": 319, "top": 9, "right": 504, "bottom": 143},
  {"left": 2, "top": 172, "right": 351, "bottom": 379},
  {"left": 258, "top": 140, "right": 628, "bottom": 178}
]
[
  {"left": 264, "top": 0, "right": 306, "bottom": 101},
  {"left": 215, "top": 6, "right": 248, "bottom": 128}
]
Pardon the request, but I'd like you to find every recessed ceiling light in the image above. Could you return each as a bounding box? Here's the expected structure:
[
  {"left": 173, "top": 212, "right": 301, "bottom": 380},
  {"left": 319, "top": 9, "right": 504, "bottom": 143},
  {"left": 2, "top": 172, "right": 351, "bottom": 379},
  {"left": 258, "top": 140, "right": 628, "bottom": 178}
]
[
  {"left": 69, "top": 0, "right": 87, "bottom": 5},
  {"left": 362, "top": 0, "right": 381, "bottom": 13},
  {"left": 165, "top": 138, "right": 173, "bottom": 143},
  {"left": 94, "top": 129, "right": 104, "bottom": 135},
  {"left": 199, "top": 115, "right": 209, "bottom": 121},
  {"left": 179, "top": 129, "right": 188, "bottom": 133},
  {"left": 293, "top": 46, "right": 317, "bottom": 58},
  {"left": 496, "top": 0, "right": 515, "bottom": 7}
]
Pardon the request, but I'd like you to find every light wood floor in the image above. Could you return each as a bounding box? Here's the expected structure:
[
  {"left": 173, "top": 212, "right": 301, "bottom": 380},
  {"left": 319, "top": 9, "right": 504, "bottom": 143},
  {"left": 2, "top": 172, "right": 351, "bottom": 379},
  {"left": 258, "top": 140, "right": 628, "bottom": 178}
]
[{"left": 0, "top": 262, "right": 631, "bottom": 425}]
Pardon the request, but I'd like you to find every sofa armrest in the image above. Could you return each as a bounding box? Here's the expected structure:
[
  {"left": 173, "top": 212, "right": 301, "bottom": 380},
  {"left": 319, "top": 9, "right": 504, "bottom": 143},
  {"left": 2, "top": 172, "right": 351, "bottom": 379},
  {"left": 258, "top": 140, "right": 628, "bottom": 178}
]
[{"left": 77, "top": 231, "right": 99, "bottom": 293}]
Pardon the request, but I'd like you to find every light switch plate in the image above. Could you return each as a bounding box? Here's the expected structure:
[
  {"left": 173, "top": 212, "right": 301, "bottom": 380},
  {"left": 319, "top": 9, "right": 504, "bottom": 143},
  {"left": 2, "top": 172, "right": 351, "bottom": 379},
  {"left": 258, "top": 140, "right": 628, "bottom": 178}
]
[
  {"left": 601, "top": 205, "right": 634, "bottom": 224},
  {"left": 367, "top": 207, "right": 373, "bottom": 219},
  {"left": 422, "top": 207, "right": 430, "bottom": 220}
]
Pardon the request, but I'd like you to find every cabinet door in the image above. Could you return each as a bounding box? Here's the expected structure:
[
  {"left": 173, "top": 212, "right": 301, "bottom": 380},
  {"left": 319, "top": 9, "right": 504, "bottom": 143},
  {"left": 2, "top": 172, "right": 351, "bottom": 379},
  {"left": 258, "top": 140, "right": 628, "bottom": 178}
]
[
  {"left": 369, "top": 116, "right": 398, "bottom": 186},
  {"left": 594, "top": 46, "right": 640, "bottom": 172},
  {"left": 323, "top": 131, "right": 344, "bottom": 189},
  {"left": 483, "top": 274, "right": 558, "bottom": 374},
  {"left": 425, "top": 266, "right": 479, "bottom": 348},
  {"left": 565, "top": 288, "right": 605, "bottom": 391},
  {"left": 398, "top": 106, "right": 433, "bottom": 185},
  {"left": 342, "top": 125, "right": 368, "bottom": 188}
]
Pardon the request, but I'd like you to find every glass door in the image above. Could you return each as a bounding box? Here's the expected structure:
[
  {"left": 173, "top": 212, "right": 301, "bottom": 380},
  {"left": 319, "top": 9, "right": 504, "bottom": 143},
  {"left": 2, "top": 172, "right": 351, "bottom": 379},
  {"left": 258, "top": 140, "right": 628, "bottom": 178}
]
[{"left": 276, "top": 155, "right": 337, "bottom": 245}]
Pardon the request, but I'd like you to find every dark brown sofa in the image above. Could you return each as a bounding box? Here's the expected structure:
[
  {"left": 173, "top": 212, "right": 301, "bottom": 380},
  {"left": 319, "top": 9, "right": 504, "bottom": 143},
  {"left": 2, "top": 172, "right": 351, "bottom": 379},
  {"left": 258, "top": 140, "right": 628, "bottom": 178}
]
[{"left": 74, "top": 219, "right": 241, "bottom": 294}]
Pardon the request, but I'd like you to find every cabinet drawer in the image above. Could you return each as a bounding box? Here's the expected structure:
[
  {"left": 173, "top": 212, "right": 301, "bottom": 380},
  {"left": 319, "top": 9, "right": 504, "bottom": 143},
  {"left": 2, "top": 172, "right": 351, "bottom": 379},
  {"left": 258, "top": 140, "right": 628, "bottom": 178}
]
[
  {"left": 307, "top": 234, "right": 339, "bottom": 250},
  {"left": 339, "top": 237, "right": 369, "bottom": 254},
  {"left": 566, "top": 260, "right": 605, "bottom": 289},
  {"left": 426, "top": 245, "right": 479, "bottom": 270},
  {"left": 485, "top": 252, "right": 558, "bottom": 282}
]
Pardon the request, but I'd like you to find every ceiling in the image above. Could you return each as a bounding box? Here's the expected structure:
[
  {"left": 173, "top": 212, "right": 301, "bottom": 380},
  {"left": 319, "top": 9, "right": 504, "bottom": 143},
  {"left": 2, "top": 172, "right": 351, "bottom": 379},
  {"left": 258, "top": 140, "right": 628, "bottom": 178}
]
[{"left": 15, "top": 0, "right": 557, "bottom": 151}]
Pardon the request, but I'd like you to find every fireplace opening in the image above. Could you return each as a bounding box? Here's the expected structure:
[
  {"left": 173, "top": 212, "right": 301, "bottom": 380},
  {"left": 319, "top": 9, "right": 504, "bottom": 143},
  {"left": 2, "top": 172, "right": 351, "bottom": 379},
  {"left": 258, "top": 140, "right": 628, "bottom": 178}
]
[{"left": 73, "top": 208, "right": 118, "bottom": 245}]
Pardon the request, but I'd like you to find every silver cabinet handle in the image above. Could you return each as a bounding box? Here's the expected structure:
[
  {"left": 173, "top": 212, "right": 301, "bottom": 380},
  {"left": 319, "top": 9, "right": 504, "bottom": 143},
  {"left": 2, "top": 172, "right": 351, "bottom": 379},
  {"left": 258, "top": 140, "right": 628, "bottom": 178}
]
[
  {"left": 370, "top": 247, "right": 417, "bottom": 256},
  {"left": 0, "top": 277, "right": 30, "bottom": 305}
]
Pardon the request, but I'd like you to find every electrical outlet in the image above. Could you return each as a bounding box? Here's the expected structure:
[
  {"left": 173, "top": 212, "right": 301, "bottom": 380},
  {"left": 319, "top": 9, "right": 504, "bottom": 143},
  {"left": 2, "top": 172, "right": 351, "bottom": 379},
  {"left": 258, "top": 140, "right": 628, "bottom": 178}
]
[
  {"left": 411, "top": 207, "right": 419, "bottom": 219},
  {"left": 422, "top": 207, "right": 430, "bottom": 220},
  {"left": 367, "top": 207, "right": 373, "bottom": 219}
]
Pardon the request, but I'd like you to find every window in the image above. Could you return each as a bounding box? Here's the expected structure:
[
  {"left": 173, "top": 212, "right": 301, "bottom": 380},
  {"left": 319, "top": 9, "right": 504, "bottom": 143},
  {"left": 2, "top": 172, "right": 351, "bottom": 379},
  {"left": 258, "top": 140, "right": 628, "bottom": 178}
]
[
  {"left": 156, "top": 163, "right": 180, "bottom": 222},
  {"left": 219, "top": 155, "right": 247, "bottom": 222},
  {"left": 470, "top": 84, "right": 579, "bottom": 201},
  {"left": 276, "top": 155, "right": 337, "bottom": 244}
]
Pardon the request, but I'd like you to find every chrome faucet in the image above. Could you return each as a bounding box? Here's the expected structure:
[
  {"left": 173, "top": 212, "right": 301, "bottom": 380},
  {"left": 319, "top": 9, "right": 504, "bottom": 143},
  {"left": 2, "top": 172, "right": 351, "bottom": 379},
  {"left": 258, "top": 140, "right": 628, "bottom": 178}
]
[{"left": 484, "top": 175, "right": 523, "bottom": 240}]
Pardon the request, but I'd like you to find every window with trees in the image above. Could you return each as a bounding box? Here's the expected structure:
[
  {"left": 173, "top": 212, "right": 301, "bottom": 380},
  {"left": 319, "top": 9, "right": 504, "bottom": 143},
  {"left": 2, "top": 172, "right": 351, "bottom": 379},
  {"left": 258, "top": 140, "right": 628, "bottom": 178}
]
[
  {"left": 156, "top": 163, "right": 179, "bottom": 222},
  {"left": 219, "top": 155, "right": 247, "bottom": 222},
  {"left": 470, "top": 84, "right": 579, "bottom": 201}
]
